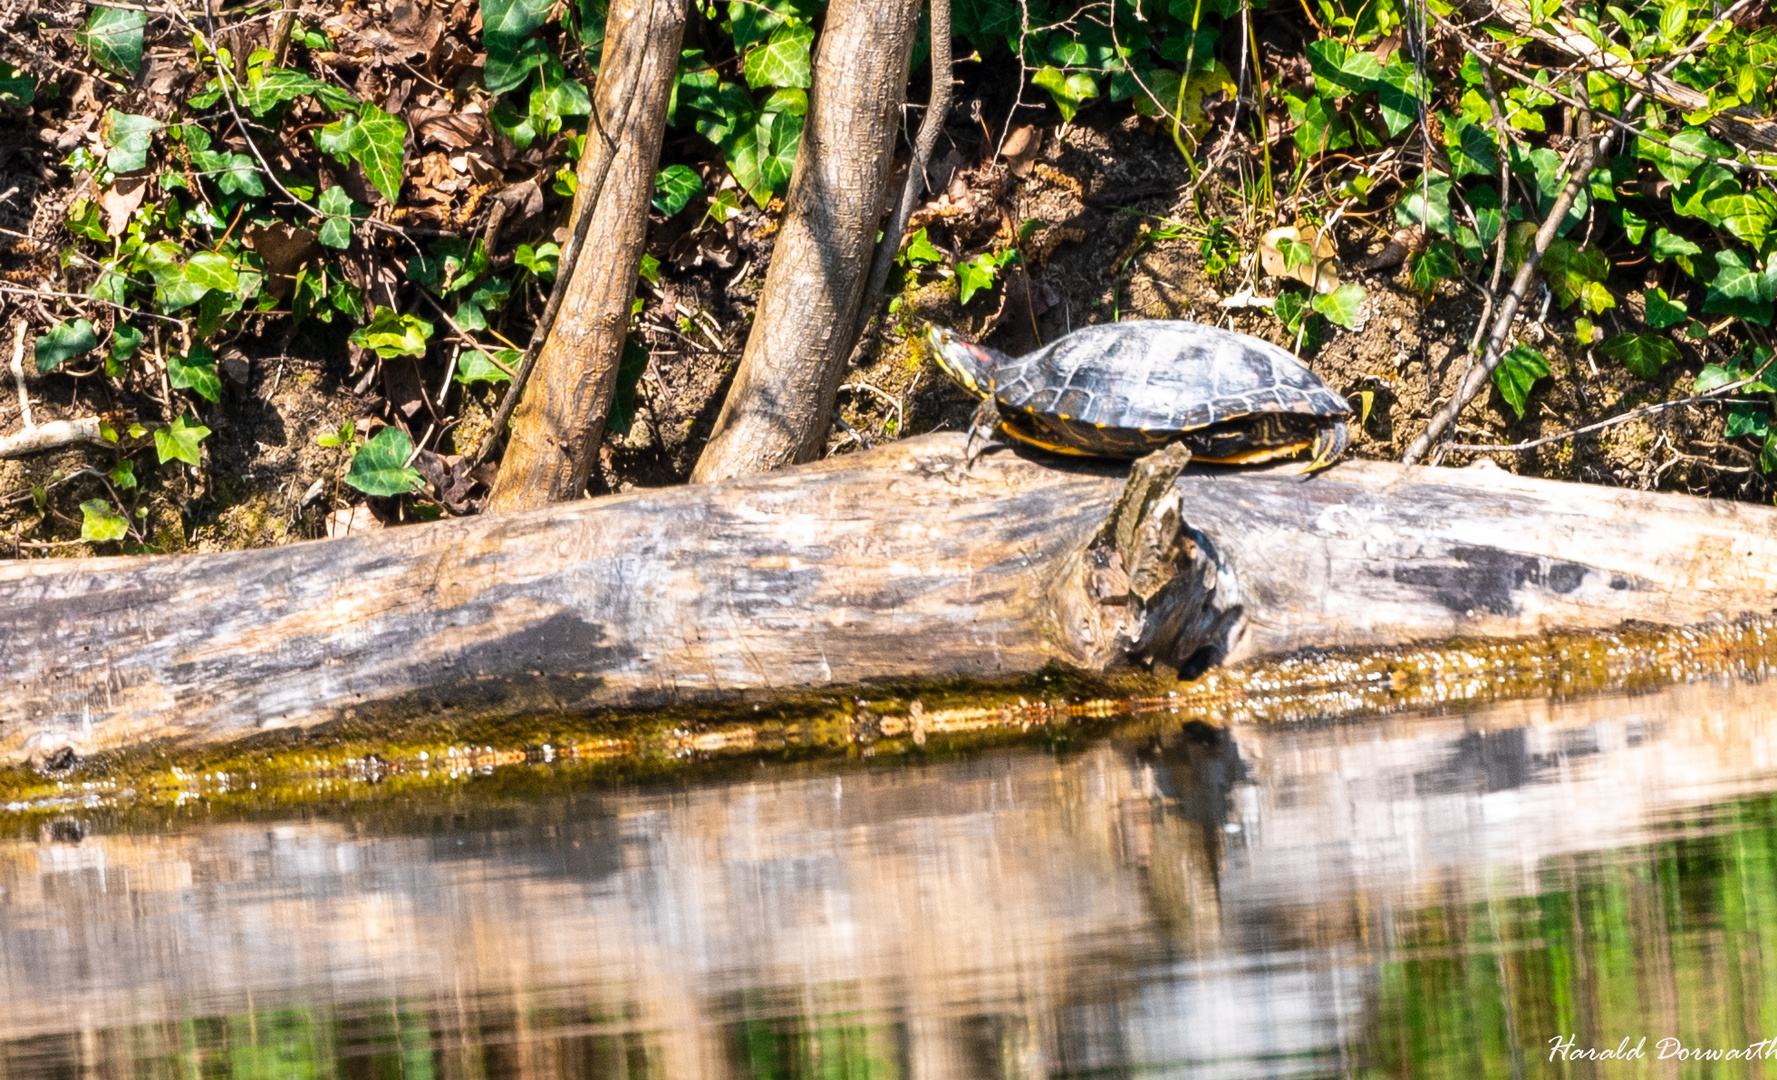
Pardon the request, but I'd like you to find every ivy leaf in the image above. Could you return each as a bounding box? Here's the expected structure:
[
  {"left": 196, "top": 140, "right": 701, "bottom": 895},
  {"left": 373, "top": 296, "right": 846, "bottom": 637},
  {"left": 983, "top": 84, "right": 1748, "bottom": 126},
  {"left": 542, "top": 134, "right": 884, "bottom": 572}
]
[
  {"left": 78, "top": 5, "right": 145, "bottom": 77},
  {"left": 957, "top": 251, "right": 1012, "bottom": 306},
  {"left": 1395, "top": 172, "right": 1453, "bottom": 236},
  {"left": 1287, "top": 91, "right": 1350, "bottom": 158},
  {"left": 1600, "top": 332, "right": 1679, "bottom": 378},
  {"left": 194, "top": 150, "right": 266, "bottom": 197},
  {"left": 350, "top": 104, "right": 408, "bottom": 205},
  {"left": 1493, "top": 345, "right": 1550, "bottom": 419},
  {"left": 110, "top": 324, "right": 144, "bottom": 367},
  {"left": 754, "top": 108, "right": 802, "bottom": 194},
  {"left": 1518, "top": 146, "right": 1588, "bottom": 232},
  {"left": 899, "top": 227, "right": 944, "bottom": 267},
  {"left": 345, "top": 426, "right": 424, "bottom": 496},
  {"left": 652, "top": 164, "right": 704, "bottom": 216},
  {"left": 1725, "top": 402, "right": 1770, "bottom": 439},
  {"left": 481, "top": 0, "right": 552, "bottom": 45},
  {"left": 154, "top": 415, "right": 211, "bottom": 466},
  {"left": 743, "top": 22, "right": 814, "bottom": 89},
  {"left": 1651, "top": 227, "right": 1702, "bottom": 261},
  {"left": 1278, "top": 237, "right": 1314, "bottom": 272},
  {"left": 1032, "top": 67, "right": 1100, "bottom": 123},
  {"left": 1702, "top": 249, "right": 1776, "bottom": 325},
  {"left": 1578, "top": 280, "right": 1616, "bottom": 314},
  {"left": 350, "top": 306, "right": 434, "bottom": 358},
  {"left": 79, "top": 499, "right": 130, "bottom": 543},
  {"left": 168, "top": 343, "right": 222, "bottom": 402},
  {"left": 1708, "top": 190, "right": 1777, "bottom": 248},
  {"left": 514, "top": 242, "right": 559, "bottom": 279},
  {"left": 485, "top": 36, "right": 550, "bottom": 95},
  {"left": 1643, "top": 287, "right": 1688, "bottom": 329},
  {"left": 1305, "top": 39, "right": 1382, "bottom": 98},
  {"left": 456, "top": 349, "right": 518, "bottom": 385},
  {"left": 605, "top": 335, "right": 651, "bottom": 435},
  {"left": 104, "top": 111, "right": 160, "bottom": 173},
  {"left": 317, "top": 185, "right": 362, "bottom": 248},
  {"left": 0, "top": 62, "right": 35, "bottom": 106},
  {"left": 1640, "top": 127, "right": 1735, "bottom": 184},
  {"left": 238, "top": 68, "right": 329, "bottom": 116},
  {"left": 1310, "top": 283, "right": 1366, "bottom": 330},
  {"left": 109, "top": 459, "right": 137, "bottom": 490},
  {"left": 1541, "top": 240, "right": 1610, "bottom": 309},
  {"left": 1445, "top": 116, "right": 1498, "bottom": 179},
  {"left": 729, "top": 0, "right": 816, "bottom": 50},
  {"left": 1408, "top": 240, "right": 1460, "bottom": 295},
  {"left": 470, "top": 275, "right": 511, "bottom": 311},
  {"left": 1375, "top": 60, "right": 1425, "bottom": 137},
  {"left": 34, "top": 319, "right": 98, "bottom": 373},
  {"left": 183, "top": 252, "right": 239, "bottom": 296}
]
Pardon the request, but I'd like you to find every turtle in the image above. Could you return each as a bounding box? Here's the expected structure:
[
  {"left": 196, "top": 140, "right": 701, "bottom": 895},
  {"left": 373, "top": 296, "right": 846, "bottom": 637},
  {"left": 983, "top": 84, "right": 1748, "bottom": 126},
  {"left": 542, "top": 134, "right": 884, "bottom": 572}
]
[{"left": 927, "top": 320, "right": 1351, "bottom": 470}]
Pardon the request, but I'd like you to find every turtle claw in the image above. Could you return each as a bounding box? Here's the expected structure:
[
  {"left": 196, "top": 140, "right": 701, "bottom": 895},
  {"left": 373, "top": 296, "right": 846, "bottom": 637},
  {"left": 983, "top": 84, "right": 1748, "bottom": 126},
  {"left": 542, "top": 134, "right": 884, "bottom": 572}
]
[
  {"left": 961, "top": 400, "right": 1004, "bottom": 470},
  {"left": 1299, "top": 420, "right": 1350, "bottom": 475}
]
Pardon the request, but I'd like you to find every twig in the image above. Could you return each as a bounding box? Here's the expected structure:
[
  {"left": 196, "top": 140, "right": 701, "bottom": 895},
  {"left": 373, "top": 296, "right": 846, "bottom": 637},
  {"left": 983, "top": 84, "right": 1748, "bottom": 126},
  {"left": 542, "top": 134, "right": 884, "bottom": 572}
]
[
  {"left": 0, "top": 282, "right": 186, "bottom": 324},
  {"left": 469, "top": 2, "right": 654, "bottom": 467},
  {"left": 0, "top": 418, "right": 110, "bottom": 459},
  {"left": 1446, "top": 373, "right": 1772, "bottom": 455},
  {"left": 9, "top": 320, "right": 30, "bottom": 430},
  {"left": 1402, "top": 103, "right": 1598, "bottom": 463},
  {"left": 851, "top": 0, "right": 952, "bottom": 349}
]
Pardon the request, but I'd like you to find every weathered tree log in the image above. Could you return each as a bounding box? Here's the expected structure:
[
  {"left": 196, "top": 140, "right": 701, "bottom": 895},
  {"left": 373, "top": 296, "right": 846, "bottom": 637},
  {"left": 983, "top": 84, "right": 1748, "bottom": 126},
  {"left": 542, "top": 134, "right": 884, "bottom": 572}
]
[
  {"left": 690, "top": 0, "right": 922, "bottom": 483},
  {"left": 486, "top": 0, "right": 686, "bottom": 509},
  {"left": 4, "top": 434, "right": 1777, "bottom": 763}
]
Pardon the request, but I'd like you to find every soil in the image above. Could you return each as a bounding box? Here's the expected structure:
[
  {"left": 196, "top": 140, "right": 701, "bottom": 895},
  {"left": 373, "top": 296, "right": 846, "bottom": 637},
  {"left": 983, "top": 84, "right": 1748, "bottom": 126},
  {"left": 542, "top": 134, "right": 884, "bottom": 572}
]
[{"left": 1, "top": 13, "right": 1768, "bottom": 559}]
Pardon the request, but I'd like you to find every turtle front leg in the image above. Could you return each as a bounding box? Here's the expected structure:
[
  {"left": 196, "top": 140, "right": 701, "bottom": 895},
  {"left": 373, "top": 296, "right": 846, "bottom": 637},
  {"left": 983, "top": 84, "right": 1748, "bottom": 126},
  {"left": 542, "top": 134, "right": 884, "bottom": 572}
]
[{"left": 962, "top": 398, "right": 1004, "bottom": 468}]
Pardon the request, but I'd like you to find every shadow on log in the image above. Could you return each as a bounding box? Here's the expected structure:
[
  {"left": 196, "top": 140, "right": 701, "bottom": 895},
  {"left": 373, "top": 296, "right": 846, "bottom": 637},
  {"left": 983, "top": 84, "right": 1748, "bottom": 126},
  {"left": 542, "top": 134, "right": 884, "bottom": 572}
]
[{"left": 4, "top": 432, "right": 1777, "bottom": 762}]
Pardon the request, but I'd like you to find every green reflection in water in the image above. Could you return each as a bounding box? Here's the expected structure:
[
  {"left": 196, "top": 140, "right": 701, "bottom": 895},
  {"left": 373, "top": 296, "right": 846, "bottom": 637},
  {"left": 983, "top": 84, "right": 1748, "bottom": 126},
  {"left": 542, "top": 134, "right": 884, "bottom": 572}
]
[
  {"left": 13, "top": 747, "right": 1777, "bottom": 1079},
  {"left": 1364, "top": 794, "right": 1777, "bottom": 1078}
]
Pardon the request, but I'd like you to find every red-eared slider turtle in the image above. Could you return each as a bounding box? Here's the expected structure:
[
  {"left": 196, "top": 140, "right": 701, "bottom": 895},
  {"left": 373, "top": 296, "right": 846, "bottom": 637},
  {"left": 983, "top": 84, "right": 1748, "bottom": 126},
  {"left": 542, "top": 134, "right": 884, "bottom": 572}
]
[{"left": 928, "top": 320, "right": 1351, "bottom": 469}]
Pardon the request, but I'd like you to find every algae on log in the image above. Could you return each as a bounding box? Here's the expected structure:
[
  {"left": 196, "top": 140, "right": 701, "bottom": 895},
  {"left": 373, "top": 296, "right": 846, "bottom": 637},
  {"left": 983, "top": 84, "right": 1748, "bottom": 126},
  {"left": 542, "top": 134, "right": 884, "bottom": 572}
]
[{"left": 4, "top": 433, "right": 1777, "bottom": 762}]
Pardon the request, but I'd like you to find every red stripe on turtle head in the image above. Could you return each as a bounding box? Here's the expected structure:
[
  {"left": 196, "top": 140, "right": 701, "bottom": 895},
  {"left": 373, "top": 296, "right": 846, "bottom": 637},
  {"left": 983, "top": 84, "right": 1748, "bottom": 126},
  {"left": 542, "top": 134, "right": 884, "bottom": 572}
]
[{"left": 926, "top": 326, "right": 997, "bottom": 397}]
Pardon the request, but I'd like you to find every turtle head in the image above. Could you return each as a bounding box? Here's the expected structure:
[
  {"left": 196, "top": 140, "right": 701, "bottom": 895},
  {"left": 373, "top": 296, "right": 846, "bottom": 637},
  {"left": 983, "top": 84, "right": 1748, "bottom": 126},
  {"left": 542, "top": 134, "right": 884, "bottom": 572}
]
[{"left": 926, "top": 326, "right": 1000, "bottom": 399}]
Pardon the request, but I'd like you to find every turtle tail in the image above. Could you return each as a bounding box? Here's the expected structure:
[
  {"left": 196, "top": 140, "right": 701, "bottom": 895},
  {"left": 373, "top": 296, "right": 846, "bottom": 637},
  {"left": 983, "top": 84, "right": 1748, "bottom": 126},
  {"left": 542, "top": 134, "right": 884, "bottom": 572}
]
[{"left": 1300, "top": 419, "right": 1349, "bottom": 474}]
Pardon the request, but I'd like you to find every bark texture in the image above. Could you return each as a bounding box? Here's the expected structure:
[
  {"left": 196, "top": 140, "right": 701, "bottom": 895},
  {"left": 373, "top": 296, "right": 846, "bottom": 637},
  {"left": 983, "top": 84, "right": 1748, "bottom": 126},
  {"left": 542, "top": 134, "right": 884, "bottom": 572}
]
[
  {"left": 6, "top": 434, "right": 1777, "bottom": 762},
  {"left": 690, "top": 0, "right": 922, "bottom": 484},
  {"left": 485, "top": 0, "right": 686, "bottom": 511}
]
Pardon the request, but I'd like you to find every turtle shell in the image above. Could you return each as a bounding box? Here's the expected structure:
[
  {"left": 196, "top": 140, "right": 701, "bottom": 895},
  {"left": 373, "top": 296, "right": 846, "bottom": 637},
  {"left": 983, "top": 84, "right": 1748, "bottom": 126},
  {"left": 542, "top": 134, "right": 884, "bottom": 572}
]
[{"left": 991, "top": 321, "right": 1350, "bottom": 435}]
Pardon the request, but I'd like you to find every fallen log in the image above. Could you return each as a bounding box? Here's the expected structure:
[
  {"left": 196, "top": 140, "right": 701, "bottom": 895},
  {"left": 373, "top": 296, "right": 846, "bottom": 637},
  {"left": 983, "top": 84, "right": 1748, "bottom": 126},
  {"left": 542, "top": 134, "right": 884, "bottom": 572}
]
[{"left": 4, "top": 433, "right": 1777, "bottom": 763}]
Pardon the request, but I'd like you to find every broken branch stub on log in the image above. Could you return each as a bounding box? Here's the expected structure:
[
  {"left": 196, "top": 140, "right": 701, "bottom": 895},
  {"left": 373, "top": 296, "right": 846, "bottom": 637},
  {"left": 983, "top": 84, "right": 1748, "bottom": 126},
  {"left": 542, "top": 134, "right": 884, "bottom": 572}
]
[{"left": 5, "top": 434, "right": 1777, "bottom": 762}]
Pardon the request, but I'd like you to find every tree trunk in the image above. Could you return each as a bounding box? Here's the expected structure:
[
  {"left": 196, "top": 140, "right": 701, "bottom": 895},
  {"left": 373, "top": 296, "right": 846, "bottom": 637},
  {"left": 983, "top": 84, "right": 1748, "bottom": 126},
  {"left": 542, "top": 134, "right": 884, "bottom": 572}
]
[
  {"left": 6, "top": 434, "right": 1777, "bottom": 763},
  {"left": 485, "top": 0, "right": 686, "bottom": 511},
  {"left": 689, "top": 0, "right": 922, "bottom": 484}
]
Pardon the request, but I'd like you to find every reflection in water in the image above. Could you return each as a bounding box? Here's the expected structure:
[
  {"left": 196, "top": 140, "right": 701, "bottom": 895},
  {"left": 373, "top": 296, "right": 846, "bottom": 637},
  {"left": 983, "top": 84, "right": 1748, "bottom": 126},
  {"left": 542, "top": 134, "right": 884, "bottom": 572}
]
[{"left": 5, "top": 679, "right": 1777, "bottom": 1077}]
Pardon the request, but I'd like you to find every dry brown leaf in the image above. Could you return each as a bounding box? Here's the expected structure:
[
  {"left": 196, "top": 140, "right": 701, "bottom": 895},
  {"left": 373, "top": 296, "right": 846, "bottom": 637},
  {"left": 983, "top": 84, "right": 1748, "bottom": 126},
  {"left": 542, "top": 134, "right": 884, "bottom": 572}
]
[
  {"left": 326, "top": 505, "right": 381, "bottom": 538},
  {"left": 100, "top": 177, "right": 146, "bottom": 237},
  {"left": 246, "top": 223, "right": 321, "bottom": 278},
  {"left": 1259, "top": 224, "right": 1341, "bottom": 292},
  {"left": 412, "top": 109, "right": 486, "bottom": 149},
  {"left": 1001, "top": 124, "right": 1043, "bottom": 178}
]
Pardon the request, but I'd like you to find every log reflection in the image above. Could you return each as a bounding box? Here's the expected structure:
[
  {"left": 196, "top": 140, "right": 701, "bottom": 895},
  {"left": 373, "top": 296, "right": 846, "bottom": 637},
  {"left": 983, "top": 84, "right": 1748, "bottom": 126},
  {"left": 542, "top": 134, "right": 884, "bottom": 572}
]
[{"left": 4, "top": 678, "right": 1777, "bottom": 1078}]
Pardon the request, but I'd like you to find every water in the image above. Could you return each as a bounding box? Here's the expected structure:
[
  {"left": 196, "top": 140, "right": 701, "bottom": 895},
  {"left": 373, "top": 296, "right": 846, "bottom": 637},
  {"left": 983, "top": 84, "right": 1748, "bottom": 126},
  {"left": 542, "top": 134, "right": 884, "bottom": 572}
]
[{"left": 6, "top": 678, "right": 1777, "bottom": 1078}]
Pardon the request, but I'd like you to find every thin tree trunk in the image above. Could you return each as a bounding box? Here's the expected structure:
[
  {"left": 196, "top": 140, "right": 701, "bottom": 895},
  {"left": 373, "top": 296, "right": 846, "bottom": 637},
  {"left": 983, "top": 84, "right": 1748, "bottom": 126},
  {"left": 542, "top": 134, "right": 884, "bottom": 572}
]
[
  {"left": 690, "top": 0, "right": 922, "bottom": 484},
  {"left": 485, "top": 0, "right": 686, "bottom": 511}
]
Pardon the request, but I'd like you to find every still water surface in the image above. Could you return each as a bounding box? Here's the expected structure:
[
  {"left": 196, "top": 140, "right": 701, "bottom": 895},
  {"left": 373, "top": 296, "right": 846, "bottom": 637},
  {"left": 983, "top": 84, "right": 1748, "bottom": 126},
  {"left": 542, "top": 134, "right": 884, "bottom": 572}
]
[{"left": 6, "top": 679, "right": 1777, "bottom": 1078}]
